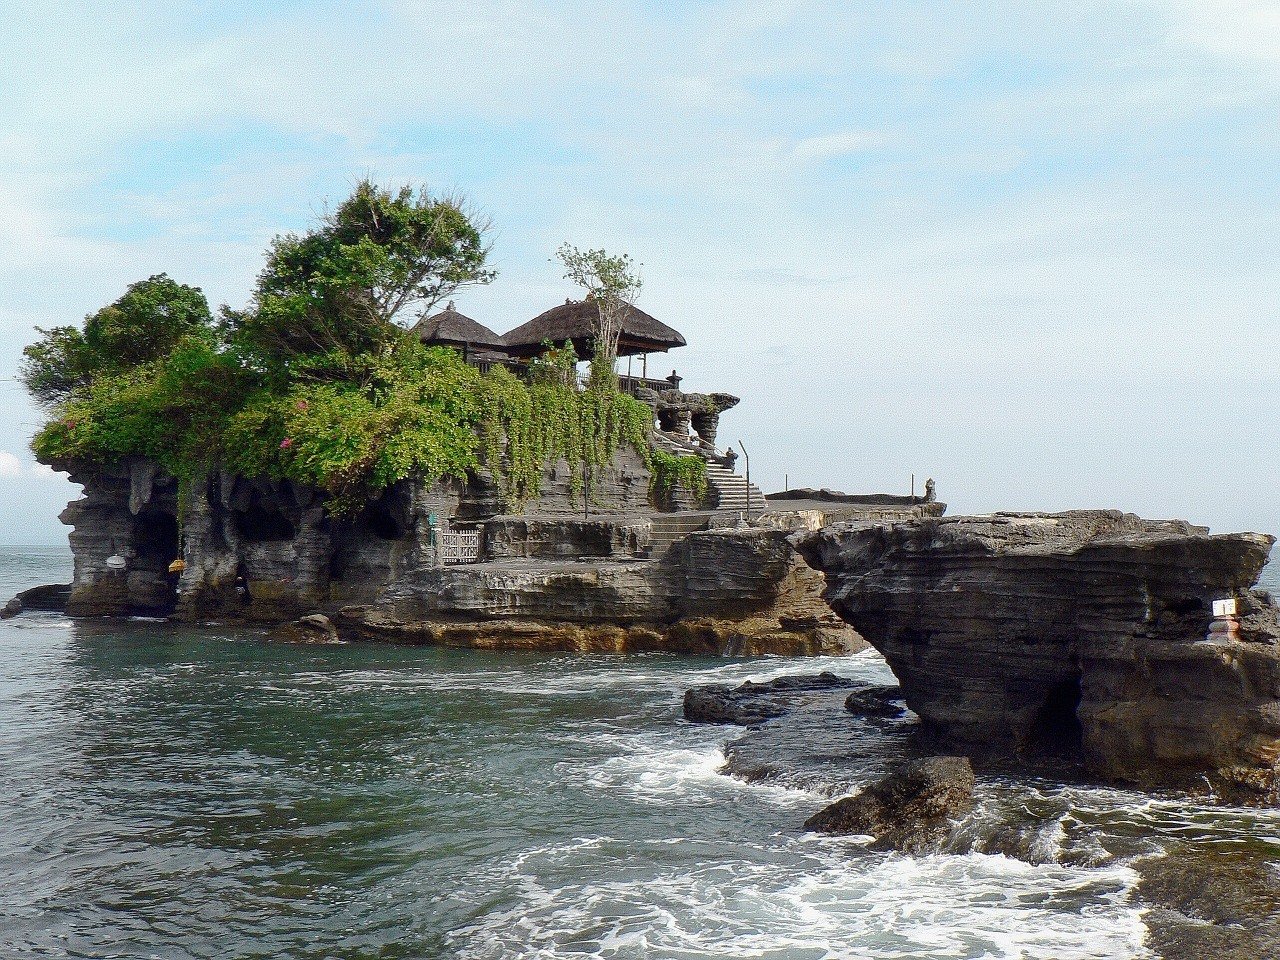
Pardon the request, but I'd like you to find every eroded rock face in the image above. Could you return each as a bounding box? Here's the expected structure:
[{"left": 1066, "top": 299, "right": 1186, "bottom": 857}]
[
  {"left": 802, "top": 756, "right": 976, "bottom": 853},
  {"left": 52, "top": 457, "right": 867, "bottom": 656},
  {"left": 795, "top": 511, "right": 1280, "bottom": 803}
]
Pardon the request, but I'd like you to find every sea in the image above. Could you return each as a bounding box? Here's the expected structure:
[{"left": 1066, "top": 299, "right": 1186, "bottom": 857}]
[{"left": 0, "top": 546, "right": 1276, "bottom": 960}]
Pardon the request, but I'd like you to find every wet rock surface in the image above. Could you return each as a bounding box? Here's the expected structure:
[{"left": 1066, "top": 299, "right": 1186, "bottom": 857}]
[
  {"left": 683, "top": 672, "right": 858, "bottom": 725},
  {"left": 1, "top": 583, "right": 71, "bottom": 619},
  {"left": 803, "top": 756, "right": 976, "bottom": 853},
  {"left": 1136, "top": 845, "right": 1280, "bottom": 960},
  {"left": 844, "top": 685, "right": 907, "bottom": 722},
  {"left": 269, "top": 613, "right": 342, "bottom": 644},
  {"left": 795, "top": 510, "right": 1280, "bottom": 803}
]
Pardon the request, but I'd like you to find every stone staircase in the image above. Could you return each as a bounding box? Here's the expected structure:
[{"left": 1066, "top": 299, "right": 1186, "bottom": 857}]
[
  {"left": 704, "top": 461, "right": 766, "bottom": 515},
  {"left": 651, "top": 429, "right": 767, "bottom": 517},
  {"left": 647, "top": 513, "right": 711, "bottom": 558}
]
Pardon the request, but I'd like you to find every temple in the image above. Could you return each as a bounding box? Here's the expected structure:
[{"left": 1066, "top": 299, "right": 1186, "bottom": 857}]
[
  {"left": 413, "top": 298, "right": 753, "bottom": 509},
  {"left": 52, "top": 296, "right": 941, "bottom": 648}
]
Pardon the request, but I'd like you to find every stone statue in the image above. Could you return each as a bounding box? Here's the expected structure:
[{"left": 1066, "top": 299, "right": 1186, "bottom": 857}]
[{"left": 924, "top": 478, "right": 936, "bottom": 503}]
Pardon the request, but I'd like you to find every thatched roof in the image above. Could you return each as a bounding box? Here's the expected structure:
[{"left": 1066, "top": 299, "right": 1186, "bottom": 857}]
[
  {"left": 411, "top": 302, "right": 507, "bottom": 350},
  {"left": 502, "top": 299, "right": 687, "bottom": 358}
]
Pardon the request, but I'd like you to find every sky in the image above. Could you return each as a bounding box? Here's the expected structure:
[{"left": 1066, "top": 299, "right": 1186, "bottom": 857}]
[{"left": 0, "top": 0, "right": 1277, "bottom": 545}]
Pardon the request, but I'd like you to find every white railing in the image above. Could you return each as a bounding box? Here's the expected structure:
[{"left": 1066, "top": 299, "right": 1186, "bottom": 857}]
[{"left": 440, "top": 529, "right": 481, "bottom": 564}]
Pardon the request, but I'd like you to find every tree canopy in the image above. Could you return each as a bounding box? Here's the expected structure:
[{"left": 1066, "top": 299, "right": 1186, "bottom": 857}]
[
  {"left": 224, "top": 180, "right": 495, "bottom": 372},
  {"left": 556, "top": 243, "right": 642, "bottom": 384},
  {"left": 20, "top": 274, "right": 213, "bottom": 406},
  {"left": 24, "top": 182, "right": 669, "bottom": 517}
]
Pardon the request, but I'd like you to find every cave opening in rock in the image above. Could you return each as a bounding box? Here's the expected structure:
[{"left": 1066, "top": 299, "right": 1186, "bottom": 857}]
[
  {"left": 234, "top": 502, "right": 296, "bottom": 542},
  {"left": 329, "top": 551, "right": 348, "bottom": 583},
  {"left": 131, "top": 511, "right": 180, "bottom": 614},
  {"left": 364, "top": 505, "right": 405, "bottom": 541},
  {"left": 1029, "top": 674, "right": 1084, "bottom": 758},
  {"left": 1168, "top": 596, "right": 1205, "bottom": 617}
]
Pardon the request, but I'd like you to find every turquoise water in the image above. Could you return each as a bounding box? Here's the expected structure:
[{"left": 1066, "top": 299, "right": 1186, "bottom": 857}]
[{"left": 0, "top": 548, "right": 1276, "bottom": 959}]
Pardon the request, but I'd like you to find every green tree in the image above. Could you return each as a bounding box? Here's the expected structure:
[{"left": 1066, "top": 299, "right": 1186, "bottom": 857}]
[
  {"left": 20, "top": 274, "right": 212, "bottom": 406},
  {"left": 556, "top": 243, "right": 642, "bottom": 385},
  {"left": 226, "top": 180, "right": 495, "bottom": 370}
]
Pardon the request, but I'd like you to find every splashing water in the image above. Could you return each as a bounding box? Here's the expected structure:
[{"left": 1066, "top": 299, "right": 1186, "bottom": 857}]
[{"left": 0, "top": 547, "right": 1275, "bottom": 958}]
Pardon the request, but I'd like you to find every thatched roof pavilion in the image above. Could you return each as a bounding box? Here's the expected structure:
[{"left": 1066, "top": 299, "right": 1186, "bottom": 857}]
[
  {"left": 411, "top": 302, "right": 508, "bottom": 354},
  {"left": 501, "top": 299, "right": 687, "bottom": 359}
]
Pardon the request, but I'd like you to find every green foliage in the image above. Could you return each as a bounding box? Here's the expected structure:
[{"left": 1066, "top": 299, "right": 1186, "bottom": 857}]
[
  {"left": 26, "top": 182, "right": 662, "bottom": 521},
  {"left": 650, "top": 449, "right": 708, "bottom": 505},
  {"left": 556, "top": 243, "right": 642, "bottom": 387},
  {"left": 224, "top": 180, "right": 494, "bottom": 373},
  {"left": 21, "top": 274, "right": 212, "bottom": 406},
  {"left": 32, "top": 337, "right": 249, "bottom": 477},
  {"left": 526, "top": 339, "right": 578, "bottom": 389}
]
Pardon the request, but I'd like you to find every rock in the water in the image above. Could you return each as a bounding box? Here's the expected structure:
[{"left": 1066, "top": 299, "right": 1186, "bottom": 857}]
[
  {"left": 0, "top": 583, "right": 72, "bottom": 619},
  {"left": 803, "top": 756, "right": 976, "bottom": 853},
  {"left": 844, "top": 685, "right": 907, "bottom": 721},
  {"left": 270, "top": 613, "right": 342, "bottom": 644},
  {"left": 683, "top": 672, "right": 857, "bottom": 725},
  {"left": 1136, "top": 844, "right": 1280, "bottom": 960},
  {"left": 795, "top": 511, "right": 1280, "bottom": 804}
]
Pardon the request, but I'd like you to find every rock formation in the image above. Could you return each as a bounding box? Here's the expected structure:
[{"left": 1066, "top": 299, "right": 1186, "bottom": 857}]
[
  {"left": 50, "top": 457, "right": 878, "bottom": 656},
  {"left": 1, "top": 583, "right": 71, "bottom": 619},
  {"left": 803, "top": 756, "right": 976, "bottom": 853},
  {"left": 795, "top": 511, "right": 1280, "bottom": 804},
  {"left": 683, "top": 672, "right": 858, "bottom": 725},
  {"left": 270, "top": 613, "right": 342, "bottom": 644}
]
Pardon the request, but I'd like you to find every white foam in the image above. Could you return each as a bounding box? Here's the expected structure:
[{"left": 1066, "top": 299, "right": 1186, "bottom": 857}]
[{"left": 447, "top": 837, "right": 1150, "bottom": 959}]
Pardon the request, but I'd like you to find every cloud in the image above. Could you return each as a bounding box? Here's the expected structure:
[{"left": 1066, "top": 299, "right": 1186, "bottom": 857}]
[
  {"left": 0, "top": 449, "right": 63, "bottom": 479},
  {"left": 791, "top": 131, "right": 891, "bottom": 162},
  {"left": 1144, "top": 0, "right": 1280, "bottom": 69}
]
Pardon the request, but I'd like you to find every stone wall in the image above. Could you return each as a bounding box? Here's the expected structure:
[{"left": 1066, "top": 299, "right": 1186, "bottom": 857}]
[{"left": 482, "top": 516, "right": 651, "bottom": 560}]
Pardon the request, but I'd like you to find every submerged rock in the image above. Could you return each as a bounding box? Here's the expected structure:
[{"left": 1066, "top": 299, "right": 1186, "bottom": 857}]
[
  {"left": 795, "top": 510, "right": 1280, "bottom": 804},
  {"left": 1, "top": 583, "right": 72, "bottom": 619},
  {"left": 803, "top": 756, "right": 976, "bottom": 853},
  {"left": 844, "top": 685, "right": 907, "bottom": 722},
  {"left": 683, "top": 672, "right": 857, "bottom": 725},
  {"left": 270, "top": 613, "right": 342, "bottom": 644},
  {"left": 1137, "top": 844, "right": 1280, "bottom": 960}
]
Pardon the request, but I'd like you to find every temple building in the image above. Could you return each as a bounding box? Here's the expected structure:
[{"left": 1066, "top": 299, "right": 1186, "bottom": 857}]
[
  {"left": 413, "top": 297, "right": 743, "bottom": 478},
  {"left": 410, "top": 302, "right": 510, "bottom": 373}
]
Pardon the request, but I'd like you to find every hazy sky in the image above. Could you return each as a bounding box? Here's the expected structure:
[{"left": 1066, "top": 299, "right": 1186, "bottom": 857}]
[{"left": 1, "top": 0, "right": 1277, "bottom": 545}]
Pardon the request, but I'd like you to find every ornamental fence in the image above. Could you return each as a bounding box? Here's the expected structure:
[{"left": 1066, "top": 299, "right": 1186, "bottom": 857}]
[{"left": 440, "top": 529, "right": 482, "bottom": 564}]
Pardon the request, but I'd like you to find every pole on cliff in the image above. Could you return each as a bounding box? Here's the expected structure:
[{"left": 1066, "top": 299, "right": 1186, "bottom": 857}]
[{"left": 738, "top": 440, "right": 751, "bottom": 523}]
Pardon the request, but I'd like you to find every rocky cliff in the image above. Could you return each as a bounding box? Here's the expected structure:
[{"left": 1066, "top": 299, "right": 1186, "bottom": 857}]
[
  {"left": 54, "top": 457, "right": 867, "bottom": 657},
  {"left": 794, "top": 511, "right": 1280, "bottom": 804}
]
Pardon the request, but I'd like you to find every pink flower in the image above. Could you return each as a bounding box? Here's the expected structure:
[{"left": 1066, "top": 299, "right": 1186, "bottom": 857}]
[
  {"left": 295, "top": 400, "right": 309, "bottom": 412},
  {"left": 280, "top": 438, "right": 293, "bottom": 449}
]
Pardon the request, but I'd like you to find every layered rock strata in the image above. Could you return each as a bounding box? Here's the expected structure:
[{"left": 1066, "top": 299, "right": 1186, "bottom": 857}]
[
  {"left": 53, "top": 459, "right": 868, "bottom": 656},
  {"left": 795, "top": 511, "right": 1280, "bottom": 803}
]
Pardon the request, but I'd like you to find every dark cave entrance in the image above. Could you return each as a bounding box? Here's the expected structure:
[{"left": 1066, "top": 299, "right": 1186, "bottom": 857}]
[
  {"left": 364, "top": 503, "right": 406, "bottom": 541},
  {"left": 131, "top": 511, "right": 180, "bottom": 615},
  {"left": 234, "top": 502, "right": 296, "bottom": 542},
  {"left": 1029, "top": 674, "right": 1084, "bottom": 758}
]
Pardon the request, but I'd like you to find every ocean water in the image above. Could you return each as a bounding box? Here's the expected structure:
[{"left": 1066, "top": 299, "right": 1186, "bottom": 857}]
[{"left": 0, "top": 547, "right": 1276, "bottom": 959}]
